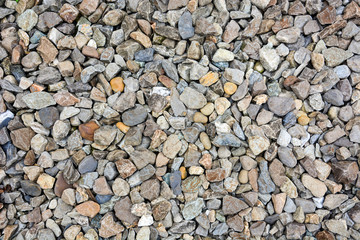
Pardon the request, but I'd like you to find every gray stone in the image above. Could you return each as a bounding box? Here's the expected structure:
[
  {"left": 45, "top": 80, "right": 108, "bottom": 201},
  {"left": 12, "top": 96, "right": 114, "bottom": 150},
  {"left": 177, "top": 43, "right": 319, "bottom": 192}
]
[
  {"left": 122, "top": 104, "right": 148, "bottom": 127},
  {"left": 22, "top": 92, "right": 56, "bottom": 110},
  {"left": 178, "top": 11, "right": 194, "bottom": 39},
  {"left": 258, "top": 160, "right": 275, "bottom": 194}
]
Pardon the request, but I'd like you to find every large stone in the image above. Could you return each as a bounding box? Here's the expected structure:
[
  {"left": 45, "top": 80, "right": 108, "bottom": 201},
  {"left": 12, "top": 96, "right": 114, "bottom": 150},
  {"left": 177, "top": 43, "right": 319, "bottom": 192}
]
[
  {"left": 22, "top": 92, "right": 56, "bottom": 109},
  {"left": 179, "top": 87, "right": 207, "bottom": 109},
  {"left": 267, "top": 97, "right": 295, "bottom": 116}
]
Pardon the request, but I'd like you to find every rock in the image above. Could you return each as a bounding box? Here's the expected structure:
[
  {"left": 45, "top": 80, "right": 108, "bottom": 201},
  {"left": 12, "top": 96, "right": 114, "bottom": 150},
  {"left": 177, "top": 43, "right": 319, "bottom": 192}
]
[
  {"left": 10, "top": 128, "right": 35, "bottom": 151},
  {"left": 182, "top": 198, "right": 205, "bottom": 220},
  {"left": 259, "top": 45, "right": 280, "bottom": 72},
  {"left": 75, "top": 201, "right": 100, "bottom": 218},
  {"left": 113, "top": 178, "right": 130, "bottom": 197},
  {"left": 286, "top": 223, "right": 305, "bottom": 239},
  {"left": 323, "top": 47, "right": 353, "bottom": 67},
  {"left": 268, "top": 97, "right": 295, "bottom": 116},
  {"left": 222, "top": 195, "right": 248, "bottom": 215},
  {"left": 276, "top": 27, "right": 301, "bottom": 43},
  {"left": 59, "top": 3, "right": 79, "bottom": 23},
  {"left": 99, "top": 213, "right": 124, "bottom": 238},
  {"left": 22, "top": 92, "right": 56, "bottom": 109},
  {"left": 79, "top": 0, "right": 99, "bottom": 15},
  {"left": 212, "top": 49, "right": 235, "bottom": 62},
  {"left": 331, "top": 161, "right": 359, "bottom": 184},
  {"left": 325, "top": 219, "right": 348, "bottom": 237},
  {"left": 258, "top": 160, "right": 275, "bottom": 193},
  {"left": 301, "top": 173, "right": 327, "bottom": 197},
  {"left": 79, "top": 121, "right": 100, "bottom": 141},
  {"left": 94, "top": 126, "right": 117, "bottom": 146},
  {"left": 178, "top": 11, "right": 194, "bottom": 39},
  {"left": 248, "top": 136, "right": 270, "bottom": 155},
  {"left": 37, "top": 37, "right": 58, "bottom": 63},
  {"left": 122, "top": 105, "right": 148, "bottom": 126},
  {"left": 278, "top": 147, "right": 297, "bottom": 168},
  {"left": 17, "top": 9, "right": 38, "bottom": 31},
  {"left": 114, "top": 197, "right": 138, "bottom": 227},
  {"left": 180, "top": 87, "right": 207, "bottom": 109}
]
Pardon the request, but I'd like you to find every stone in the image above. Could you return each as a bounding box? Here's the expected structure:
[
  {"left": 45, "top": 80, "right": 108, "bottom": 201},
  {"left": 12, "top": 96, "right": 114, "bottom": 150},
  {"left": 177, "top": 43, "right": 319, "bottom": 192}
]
[
  {"left": 268, "top": 97, "right": 295, "bottom": 116},
  {"left": 258, "top": 160, "right": 275, "bottom": 194},
  {"left": 199, "top": 72, "right": 219, "bottom": 86},
  {"left": 182, "top": 198, "right": 205, "bottom": 220},
  {"left": 212, "top": 49, "right": 235, "bottom": 62},
  {"left": 248, "top": 136, "right": 270, "bottom": 155},
  {"left": 99, "top": 213, "right": 124, "bottom": 238},
  {"left": 276, "top": 27, "right": 301, "bottom": 43},
  {"left": 302, "top": 174, "right": 327, "bottom": 197},
  {"left": 178, "top": 11, "right": 194, "bottom": 39},
  {"left": 37, "top": 67, "right": 61, "bottom": 85},
  {"left": 37, "top": 37, "right": 58, "bottom": 63},
  {"left": 79, "top": 121, "right": 100, "bottom": 141},
  {"left": 22, "top": 92, "right": 56, "bottom": 110},
  {"left": 75, "top": 201, "right": 100, "bottom": 218},
  {"left": 323, "top": 47, "right": 353, "bottom": 67},
  {"left": 278, "top": 147, "right": 297, "bottom": 168},
  {"left": 325, "top": 219, "right": 348, "bottom": 237},
  {"left": 103, "top": 9, "right": 125, "bottom": 26},
  {"left": 59, "top": 3, "right": 79, "bottom": 23},
  {"left": 17, "top": 9, "right": 38, "bottom": 31},
  {"left": 122, "top": 105, "right": 148, "bottom": 126},
  {"left": 331, "top": 161, "right": 359, "bottom": 184},
  {"left": 10, "top": 128, "right": 35, "bottom": 151},
  {"left": 222, "top": 195, "right": 248, "bottom": 215},
  {"left": 259, "top": 45, "right": 280, "bottom": 72},
  {"left": 180, "top": 87, "right": 207, "bottom": 109},
  {"left": 79, "top": 0, "right": 99, "bottom": 15}
]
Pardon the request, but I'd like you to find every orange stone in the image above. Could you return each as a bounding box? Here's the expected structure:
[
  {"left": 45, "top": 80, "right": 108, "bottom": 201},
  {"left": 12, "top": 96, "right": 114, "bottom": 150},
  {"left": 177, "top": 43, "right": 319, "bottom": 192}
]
[
  {"left": 79, "top": 121, "right": 100, "bottom": 141},
  {"left": 199, "top": 72, "right": 219, "bottom": 86},
  {"left": 110, "top": 77, "right": 125, "bottom": 93},
  {"left": 75, "top": 201, "right": 100, "bottom": 218},
  {"left": 159, "top": 75, "right": 176, "bottom": 89},
  {"left": 224, "top": 82, "right": 237, "bottom": 95},
  {"left": 30, "top": 83, "right": 45, "bottom": 92},
  {"left": 180, "top": 166, "right": 187, "bottom": 179},
  {"left": 116, "top": 122, "right": 130, "bottom": 133}
]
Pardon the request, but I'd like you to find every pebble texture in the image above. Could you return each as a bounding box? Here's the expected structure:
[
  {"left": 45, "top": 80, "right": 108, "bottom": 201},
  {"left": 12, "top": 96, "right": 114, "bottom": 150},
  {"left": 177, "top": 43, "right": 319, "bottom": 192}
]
[{"left": 0, "top": 0, "right": 360, "bottom": 240}]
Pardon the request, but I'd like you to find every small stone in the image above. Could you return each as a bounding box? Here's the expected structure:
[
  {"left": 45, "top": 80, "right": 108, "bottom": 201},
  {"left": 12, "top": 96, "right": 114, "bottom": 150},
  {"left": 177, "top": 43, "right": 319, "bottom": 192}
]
[
  {"left": 75, "top": 201, "right": 100, "bottom": 218},
  {"left": 130, "top": 31, "right": 152, "bottom": 48},
  {"left": 212, "top": 49, "right": 234, "bottom": 62},
  {"left": 178, "top": 11, "right": 194, "bottom": 39},
  {"left": 182, "top": 198, "right": 205, "bottom": 220},
  {"left": 22, "top": 92, "right": 56, "bottom": 110},
  {"left": 276, "top": 27, "right": 301, "bottom": 43},
  {"left": 222, "top": 195, "right": 248, "bottom": 215},
  {"left": 248, "top": 136, "right": 270, "bottom": 155},
  {"left": 260, "top": 45, "right": 280, "bottom": 72},
  {"left": 206, "top": 168, "right": 226, "bottom": 182},
  {"left": 99, "top": 213, "right": 124, "bottom": 238},
  {"left": 17, "top": 9, "right": 38, "bottom": 31},
  {"left": 199, "top": 72, "right": 219, "bottom": 86},
  {"left": 302, "top": 173, "right": 327, "bottom": 197},
  {"left": 331, "top": 161, "right": 359, "bottom": 184},
  {"left": 268, "top": 97, "right": 295, "bottom": 116},
  {"left": 59, "top": 3, "right": 79, "bottom": 23},
  {"left": 37, "top": 37, "right": 58, "bottom": 63},
  {"left": 323, "top": 47, "right": 353, "bottom": 67},
  {"left": 79, "top": 121, "right": 100, "bottom": 141},
  {"left": 10, "top": 128, "right": 35, "bottom": 151},
  {"left": 37, "top": 173, "right": 55, "bottom": 189},
  {"left": 103, "top": 9, "right": 125, "bottom": 26},
  {"left": 224, "top": 82, "right": 237, "bottom": 95},
  {"left": 180, "top": 87, "right": 207, "bottom": 109},
  {"left": 79, "top": 0, "right": 99, "bottom": 15}
]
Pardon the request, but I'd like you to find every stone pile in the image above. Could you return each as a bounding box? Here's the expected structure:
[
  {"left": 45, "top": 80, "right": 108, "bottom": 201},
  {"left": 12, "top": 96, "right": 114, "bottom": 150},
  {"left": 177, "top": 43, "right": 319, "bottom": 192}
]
[{"left": 0, "top": 0, "right": 360, "bottom": 239}]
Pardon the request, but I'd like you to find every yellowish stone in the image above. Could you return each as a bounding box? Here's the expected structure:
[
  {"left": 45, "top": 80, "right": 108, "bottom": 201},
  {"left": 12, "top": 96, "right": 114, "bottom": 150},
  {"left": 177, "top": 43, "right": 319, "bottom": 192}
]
[
  {"left": 116, "top": 122, "right": 130, "bottom": 133},
  {"left": 193, "top": 112, "right": 208, "bottom": 123},
  {"left": 200, "top": 103, "right": 214, "bottom": 116},
  {"left": 180, "top": 166, "right": 187, "bottom": 179},
  {"left": 110, "top": 77, "right": 124, "bottom": 93},
  {"left": 37, "top": 173, "right": 55, "bottom": 189},
  {"left": 298, "top": 115, "right": 310, "bottom": 125},
  {"left": 199, "top": 72, "right": 219, "bottom": 86},
  {"left": 224, "top": 82, "right": 237, "bottom": 95}
]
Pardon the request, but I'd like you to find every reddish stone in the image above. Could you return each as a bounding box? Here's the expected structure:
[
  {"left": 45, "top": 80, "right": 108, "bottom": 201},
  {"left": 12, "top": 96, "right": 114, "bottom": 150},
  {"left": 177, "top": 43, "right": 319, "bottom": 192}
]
[
  {"left": 283, "top": 76, "right": 299, "bottom": 88},
  {"left": 319, "top": 20, "right": 347, "bottom": 39},
  {"left": 272, "top": 16, "right": 293, "bottom": 33},
  {"left": 288, "top": 0, "right": 306, "bottom": 15},
  {"left": 343, "top": 1, "right": 360, "bottom": 19},
  {"left": 54, "top": 173, "right": 73, "bottom": 197},
  {"left": 82, "top": 46, "right": 99, "bottom": 59},
  {"left": 75, "top": 201, "right": 100, "bottom": 218},
  {"left": 79, "top": 121, "right": 100, "bottom": 141},
  {"left": 205, "top": 168, "right": 226, "bottom": 182},
  {"left": 158, "top": 75, "right": 176, "bottom": 89},
  {"left": 37, "top": 37, "right": 58, "bottom": 63},
  {"left": 79, "top": 0, "right": 99, "bottom": 16},
  {"left": 331, "top": 161, "right": 359, "bottom": 184},
  {"left": 316, "top": 231, "right": 335, "bottom": 240},
  {"left": 115, "top": 159, "right": 137, "bottom": 179},
  {"left": 53, "top": 91, "right": 80, "bottom": 106},
  {"left": 222, "top": 195, "right": 248, "bottom": 215},
  {"left": 317, "top": 6, "right": 336, "bottom": 25},
  {"left": 59, "top": 3, "right": 79, "bottom": 23}
]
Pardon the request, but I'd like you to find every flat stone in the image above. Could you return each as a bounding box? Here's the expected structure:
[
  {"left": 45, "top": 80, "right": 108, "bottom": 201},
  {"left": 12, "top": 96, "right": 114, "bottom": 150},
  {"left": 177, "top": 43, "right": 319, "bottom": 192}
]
[
  {"left": 180, "top": 87, "right": 207, "bottom": 109},
  {"left": 301, "top": 173, "right": 327, "bottom": 197},
  {"left": 267, "top": 97, "right": 295, "bottom": 116},
  {"left": 22, "top": 92, "right": 56, "bottom": 110},
  {"left": 75, "top": 201, "right": 100, "bottom": 218}
]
